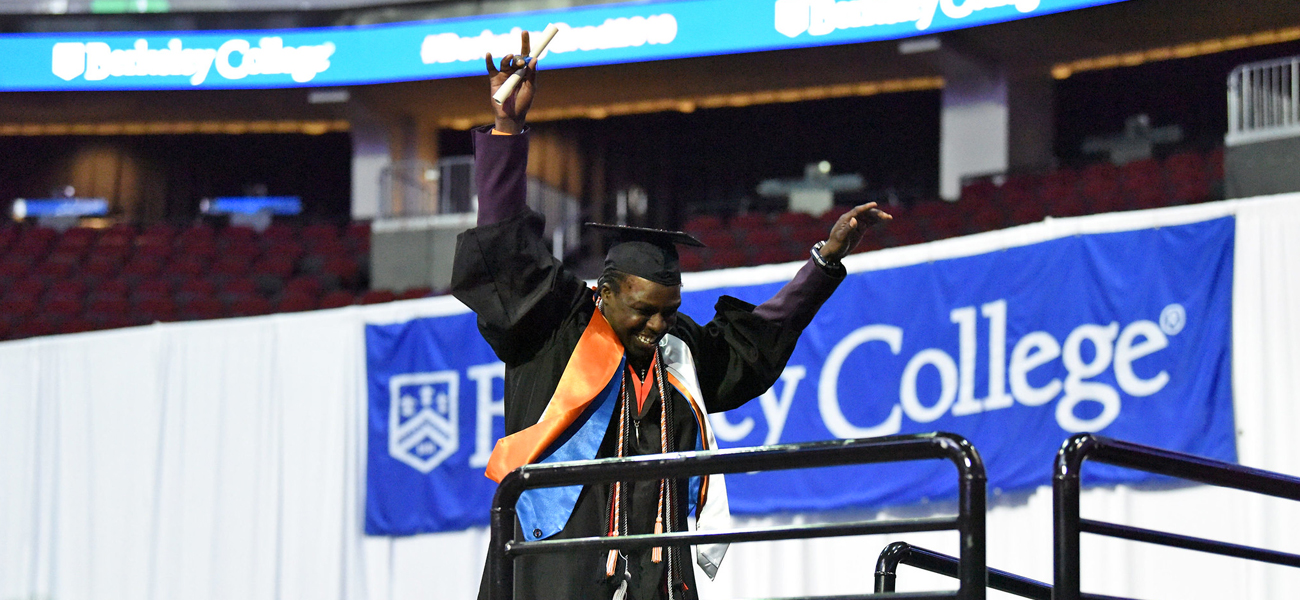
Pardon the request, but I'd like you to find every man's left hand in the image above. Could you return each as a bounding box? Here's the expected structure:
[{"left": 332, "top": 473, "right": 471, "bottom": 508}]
[{"left": 819, "top": 202, "right": 893, "bottom": 262}]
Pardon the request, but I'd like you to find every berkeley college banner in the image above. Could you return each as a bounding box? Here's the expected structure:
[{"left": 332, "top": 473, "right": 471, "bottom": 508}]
[{"left": 365, "top": 216, "right": 1235, "bottom": 534}]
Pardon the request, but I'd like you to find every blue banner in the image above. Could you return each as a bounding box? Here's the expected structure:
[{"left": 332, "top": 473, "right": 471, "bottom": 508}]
[
  {"left": 0, "top": 0, "right": 1126, "bottom": 91},
  {"left": 365, "top": 216, "right": 1235, "bottom": 534}
]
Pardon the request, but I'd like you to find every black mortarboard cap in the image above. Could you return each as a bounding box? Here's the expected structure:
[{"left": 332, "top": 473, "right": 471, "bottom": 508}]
[{"left": 587, "top": 223, "right": 706, "bottom": 286}]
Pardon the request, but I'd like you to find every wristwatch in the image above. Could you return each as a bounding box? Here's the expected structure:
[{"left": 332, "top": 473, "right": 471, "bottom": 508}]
[{"left": 811, "top": 241, "right": 847, "bottom": 277}]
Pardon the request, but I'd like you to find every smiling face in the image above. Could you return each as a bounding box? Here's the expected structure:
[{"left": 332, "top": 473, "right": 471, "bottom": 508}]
[{"left": 598, "top": 271, "right": 681, "bottom": 370}]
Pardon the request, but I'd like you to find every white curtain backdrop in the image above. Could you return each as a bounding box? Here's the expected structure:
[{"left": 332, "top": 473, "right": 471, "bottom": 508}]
[{"left": 2, "top": 193, "right": 1298, "bottom": 600}]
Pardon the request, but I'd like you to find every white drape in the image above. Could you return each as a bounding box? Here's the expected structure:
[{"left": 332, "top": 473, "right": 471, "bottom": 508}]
[{"left": 2, "top": 194, "right": 1298, "bottom": 600}]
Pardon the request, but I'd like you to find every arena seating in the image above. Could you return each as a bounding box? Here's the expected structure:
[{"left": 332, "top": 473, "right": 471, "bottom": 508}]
[
  {"left": 680, "top": 145, "right": 1224, "bottom": 273},
  {"left": 0, "top": 219, "right": 433, "bottom": 341},
  {"left": 0, "top": 147, "right": 1223, "bottom": 341}
]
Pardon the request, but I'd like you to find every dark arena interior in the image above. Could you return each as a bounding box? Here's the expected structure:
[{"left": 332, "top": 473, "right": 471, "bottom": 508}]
[{"left": 2, "top": 1, "right": 1300, "bottom": 599}]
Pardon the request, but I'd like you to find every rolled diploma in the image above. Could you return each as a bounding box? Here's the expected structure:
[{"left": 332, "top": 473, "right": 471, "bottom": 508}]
[{"left": 492, "top": 23, "right": 560, "bottom": 105}]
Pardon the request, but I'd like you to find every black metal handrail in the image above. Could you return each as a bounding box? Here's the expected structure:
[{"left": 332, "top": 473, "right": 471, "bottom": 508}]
[
  {"left": 488, "top": 432, "right": 988, "bottom": 600},
  {"left": 1053, "top": 434, "right": 1300, "bottom": 600},
  {"left": 873, "top": 542, "right": 1135, "bottom": 600},
  {"left": 875, "top": 542, "right": 1052, "bottom": 599}
]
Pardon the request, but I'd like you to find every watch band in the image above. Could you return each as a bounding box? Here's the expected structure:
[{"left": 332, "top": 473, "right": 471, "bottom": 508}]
[{"left": 811, "top": 241, "right": 847, "bottom": 276}]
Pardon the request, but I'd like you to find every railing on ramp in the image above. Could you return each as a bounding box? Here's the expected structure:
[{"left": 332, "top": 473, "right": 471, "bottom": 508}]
[
  {"left": 1053, "top": 434, "right": 1300, "bottom": 600},
  {"left": 487, "top": 432, "right": 988, "bottom": 600}
]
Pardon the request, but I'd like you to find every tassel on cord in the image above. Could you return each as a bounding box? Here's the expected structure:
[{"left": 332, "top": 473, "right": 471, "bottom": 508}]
[
  {"left": 606, "top": 374, "right": 631, "bottom": 578},
  {"left": 606, "top": 548, "right": 619, "bottom": 578},
  {"left": 652, "top": 515, "right": 664, "bottom": 563}
]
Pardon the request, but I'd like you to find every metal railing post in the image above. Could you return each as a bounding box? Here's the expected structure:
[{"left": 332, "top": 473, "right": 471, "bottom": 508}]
[
  {"left": 874, "top": 541, "right": 910, "bottom": 593},
  {"left": 1052, "top": 434, "right": 1092, "bottom": 600},
  {"left": 489, "top": 471, "right": 527, "bottom": 600},
  {"left": 950, "top": 436, "right": 988, "bottom": 600}
]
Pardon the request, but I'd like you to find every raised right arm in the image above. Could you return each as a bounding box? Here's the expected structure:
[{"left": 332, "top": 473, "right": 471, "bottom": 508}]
[{"left": 449, "top": 35, "right": 587, "bottom": 365}]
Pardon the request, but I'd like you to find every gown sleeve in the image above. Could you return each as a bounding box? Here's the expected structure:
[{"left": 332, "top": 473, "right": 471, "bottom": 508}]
[
  {"left": 450, "top": 127, "right": 588, "bottom": 366},
  {"left": 677, "top": 258, "right": 844, "bottom": 413}
]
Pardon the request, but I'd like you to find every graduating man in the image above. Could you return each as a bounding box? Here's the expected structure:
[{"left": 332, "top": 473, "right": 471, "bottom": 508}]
[{"left": 451, "top": 32, "right": 892, "bottom": 600}]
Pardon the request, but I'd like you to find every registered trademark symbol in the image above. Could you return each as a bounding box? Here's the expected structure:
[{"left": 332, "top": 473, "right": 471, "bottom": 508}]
[{"left": 1159, "top": 303, "right": 1186, "bottom": 335}]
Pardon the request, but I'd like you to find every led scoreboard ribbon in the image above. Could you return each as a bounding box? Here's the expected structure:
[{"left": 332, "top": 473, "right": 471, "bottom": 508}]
[{"left": 0, "top": 0, "right": 1127, "bottom": 91}]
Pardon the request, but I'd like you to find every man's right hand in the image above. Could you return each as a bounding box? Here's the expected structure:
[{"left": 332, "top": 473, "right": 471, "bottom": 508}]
[{"left": 485, "top": 30, "right": 535, "bottom": 135}]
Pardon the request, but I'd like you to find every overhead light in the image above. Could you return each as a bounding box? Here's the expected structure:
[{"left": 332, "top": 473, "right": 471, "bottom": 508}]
[
  {"left": 899, "top": 36, "right": 941, "bottom": 55},
  {"left": 1052, "top": 26, "right": 1300, "bottom": 79},
  {"left": 309, "top": 89, "right": 351, "bottom": 104}
]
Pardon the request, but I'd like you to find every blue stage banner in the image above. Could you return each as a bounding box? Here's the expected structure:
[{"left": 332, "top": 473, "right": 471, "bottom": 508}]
[
  {"left": 364, "top": 216, "right": 1234, "bottom": 534},
  {"left": 0, "top": 0, "right": 1126, "bottom": 91},
  {"left": 686, "top": 216, "right": 1236, "bottom": 514},
  {"left": 364, "top": 312, "right": 507, "bottom": 535}
]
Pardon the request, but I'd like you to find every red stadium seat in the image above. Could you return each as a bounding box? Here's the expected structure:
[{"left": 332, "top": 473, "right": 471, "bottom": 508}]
[
  {"left": 970, "top": 204, "right": 1009, "bottom": 233},
  {"left": 358, "top": 289, "right": 397, "bottom": 305},
  {"left": 788, "top": 223, "right": 827, "bottom": 247},
  {"left": 82, "top": 255, "right": 124, "bottom": 280},
  {"left": 165, "top": 255, "right": 208, "bottom": 280},
  {"left": 0, "top": 256, "right": 30, "bottom": 283},
  {"left": 35, "top": 260, "right": 77, "bottom": 281},
  {"left": 221, "top": 277, "right": 257, "bottom": 296},
  {"left": 885, "top": 219, "right": 925, "bottom": 246},
  {"left": 1041, "top": 169, "right": 1082, "bottom": 216},
  {"left": 1121, "top": 158, "right": 1167, "bottom": 209},
  {"left": 284, "top": 275, "right": 324, "bottom": 298},
  {"left": 751, "top": 247, "right": 797, "bottom": 265},
  {"left": 228, "top": 295, "right": 272, "bottom": 317},
  {"left": 86, "top": 295, "right": 130, "bottom": 318},
  {"left": 45, "top": 296, "right": 83, "bottom": 319},
  {"left": 345, "top": 222, "right": 370, "bottom": 252},
  {"left": 710, "top": 248, "right": 747, "bottom": 268},
  {"left": 263, "top": 222, "right": 297, "bottom": 242},
  {"left": 318, "top": 290, "right": 355, "bottom": 309},
  {"left": 132, "top": 278, "right": 173, "bottom": 302},
  {"left": 397, "top": 287, "right": 433, "bottom": 300},
  {"left": 264, "top": 240, "right": 304, "bottom": 262},
  {"left": 730, "top": 213, "right": 768, "bottom": 229},
  {"left": 695, "top": 230, "right": 736, "bottom": 248},
  {"left": 322, "top": 257, "right": 360, "bottom": 287},
  {"left": 210, "top": 255, "right": 252, "bottom": 279},
  {"left": 176, "top": 277, "right": 218, "bottom": 303},
  {"left": 960, "top": 179, "right": 998, "bottom": 205},
  {"left": 0, "top": 294, "right": 39, "bottom": 320},
  {"left": 121, "top": 256, "right": 164, "bottom": 280},
  {"left": 1206, "top": 147, "right": 1224, "bottom": 181},
  {"left": 11, "top": 277, "right": 45, "bottom": 298},
  {"left": 58, "top": 227, "right": 98, "bottom": 250},
  {"left": 58, "top": 317, "right": 97, "bottom": 335},
  {"left": 1009, "top": 200, "right": 1049, "bottom": 225},
  {"left": 134, "top": 296, "right": 178, "bottom": 322},
  {"left": 682, "top": 214, "right": 723, "bottom": 233},
  {"left": 742, "top": 228, "right": 784, "bottom": 246},
  {"left": 250, "top": 255, "right": 295, "bottom": 279},
  {"left": 11, "top": 314, "right": 62, "bottom": 339},
  {"left": 46, "top": 279, "right": 87, "bottom": 300},
  {"left": 276, "top": 292, "right": 317, "bottom": 313},
  {"left": 90, "top": 278, "right": 130, "bottom": 300},
  {"left": 302, "top": 223, "right": 340, "bottom": 249},
  {"left": 179, "top": 296, "right": 225, "bottom": 320},
  {"left": 678, "top": 250, "right": 705, "bottom": 272},
  {"left": 773, "top": 211, "right": 816, "bottom": 229},
  {"left": 1080, "top": 162, "right": 1124, "bottom": 213}
]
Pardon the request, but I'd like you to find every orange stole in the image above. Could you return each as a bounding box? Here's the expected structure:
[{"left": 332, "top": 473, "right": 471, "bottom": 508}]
[
  {"left": 666, "top": 371, "right": 711, "bottom": 510},
  {"left": 484, "top": 308, "right": 624, "bottom": 482}
]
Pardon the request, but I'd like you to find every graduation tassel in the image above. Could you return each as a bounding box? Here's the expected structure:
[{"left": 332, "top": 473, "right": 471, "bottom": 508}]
[
  {"left": 606, "top": 549, "right": 619, "bottom": 578},
  {"left": 652, "top": 515, "right": 664, "bottom": 563}
]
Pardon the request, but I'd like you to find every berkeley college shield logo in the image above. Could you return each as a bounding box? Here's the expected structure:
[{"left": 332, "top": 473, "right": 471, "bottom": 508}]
[
  {"left": 388, "top": 371, "right": 459, "bottom": 473},
  {"left": 51, "top": 42, "right": 87, "bottom": 81}
]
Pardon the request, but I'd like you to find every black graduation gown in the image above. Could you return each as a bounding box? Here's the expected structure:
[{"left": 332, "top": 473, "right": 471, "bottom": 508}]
[{"left": 451, "top": 127, "right": 843, "bottom": 600}]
